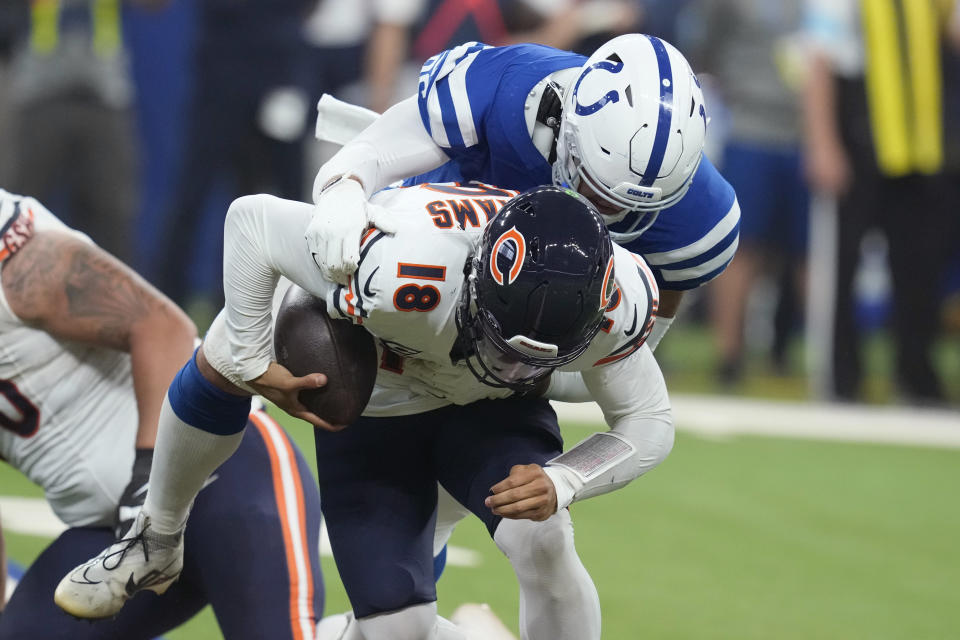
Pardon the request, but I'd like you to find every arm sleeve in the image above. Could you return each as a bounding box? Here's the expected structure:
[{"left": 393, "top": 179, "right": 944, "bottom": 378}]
[
  {"left": 544, "top": 370, "right": 593, "bottom": 403},
  {"left": 644, "top": 315, "right": 674, "bottom": 351},
  {"left": 312, "top": 95, "right": 450, "bottom": 201},
  {"left": 222, "top": 194, "right": 338, "bottom": 382},
  {"left": 543, "top": 346, "right": 673, "bottom": 509}
]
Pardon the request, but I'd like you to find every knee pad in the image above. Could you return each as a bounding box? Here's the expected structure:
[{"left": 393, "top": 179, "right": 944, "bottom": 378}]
[{"left": 494, "top": 509, "right": 574, "bottom": 565}]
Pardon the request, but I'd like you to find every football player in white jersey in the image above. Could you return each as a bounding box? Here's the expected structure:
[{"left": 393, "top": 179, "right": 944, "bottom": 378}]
[
  {"left": 306, "top": 33, "right": 740, "bottom": 351},
  {"left": 0, "top": 189, "right": 324, "bottom": 639},
  {"left": 57, "top": 183, "right": 672, "bottom": 640}
]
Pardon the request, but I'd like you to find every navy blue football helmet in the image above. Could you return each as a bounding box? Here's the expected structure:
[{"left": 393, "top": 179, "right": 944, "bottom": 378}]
[{"left": 456, "top": 186, "right": 616, "bottom": 391}]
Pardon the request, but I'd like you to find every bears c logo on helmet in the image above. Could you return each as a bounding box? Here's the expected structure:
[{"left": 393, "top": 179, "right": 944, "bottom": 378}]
[
  {"left": 490, "top": 226, "right": 526, "bottom": 286},
  {"left": 599, "top": 256, "right": 615, "bottom": 310}
]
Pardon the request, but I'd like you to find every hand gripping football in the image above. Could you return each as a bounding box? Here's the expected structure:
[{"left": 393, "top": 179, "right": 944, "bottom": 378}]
[{"left": 273, "top": 285, "right": 378, "bottom": 426}]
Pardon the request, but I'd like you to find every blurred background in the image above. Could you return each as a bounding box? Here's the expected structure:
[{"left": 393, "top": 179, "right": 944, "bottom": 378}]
[
  {"left": 1, "top": 1, "right": 959, "bottom": 638},
  {"left": 1, "top": 0, "right": 957, "bottom": 406}
]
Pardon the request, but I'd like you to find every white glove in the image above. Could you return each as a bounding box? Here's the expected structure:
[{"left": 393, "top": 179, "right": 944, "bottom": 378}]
[
  {"left": 306, "top": 177, "right": 398, "bottom": 284},
  {"left": 405, "top": 359, "right": 513, "bottom": 405}
]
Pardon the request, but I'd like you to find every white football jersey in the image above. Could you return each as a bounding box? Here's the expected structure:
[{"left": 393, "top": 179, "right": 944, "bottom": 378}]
[
  {"left": 0, "top": 189, "right": 136, "bottom": 527},
  {"left": 320, "top": 184, "right": 659, "bottom": 416}
]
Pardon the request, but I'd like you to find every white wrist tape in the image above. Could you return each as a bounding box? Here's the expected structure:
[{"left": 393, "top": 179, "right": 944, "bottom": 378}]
[{"left": 542, "top": 465, "right": 579, "bottom": 512}]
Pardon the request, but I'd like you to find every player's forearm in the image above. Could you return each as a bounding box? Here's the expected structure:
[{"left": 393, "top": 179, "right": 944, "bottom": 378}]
[
  {"left": 545, "top": 410, "right": 673, "bottom": 509},
  {"left": 312, "top": 96, "right": 449, "bottom": 200},
  {"left": 1, "top": 230, "right": 197, "bottom": 447},
  {"left": 545, "top": 347, "right": 673, "bottom": 508},
  {"left": 128, "top": 311, "right": 196, "bottom": 447},
  {"left": 222, "top": 195, "right": 334, "bottom": 382}
]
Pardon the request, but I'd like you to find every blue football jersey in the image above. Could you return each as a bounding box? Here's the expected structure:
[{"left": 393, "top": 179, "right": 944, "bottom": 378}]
[{"left": 405, "top": 41, "right": 740, "bottom": 291}]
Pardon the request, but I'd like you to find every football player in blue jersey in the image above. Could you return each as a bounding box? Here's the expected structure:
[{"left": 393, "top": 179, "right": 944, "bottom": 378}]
[{"left": 306, "top": 33, "right": 740, "bottom": 350}]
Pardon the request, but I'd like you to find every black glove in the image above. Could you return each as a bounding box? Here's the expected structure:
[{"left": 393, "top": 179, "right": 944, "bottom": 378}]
[{"left": 115, "top": 448, "right": 153, "bottom": 539}]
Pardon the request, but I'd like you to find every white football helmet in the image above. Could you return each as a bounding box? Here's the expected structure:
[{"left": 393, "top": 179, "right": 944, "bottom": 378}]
[{"left": 553, "top": 34, "right": 707, "bottom": 243}]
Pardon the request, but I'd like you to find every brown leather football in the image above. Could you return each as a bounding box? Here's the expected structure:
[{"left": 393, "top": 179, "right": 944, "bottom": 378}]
[{"left": 273, "top": 284, "right": 378, "bottom": 426}]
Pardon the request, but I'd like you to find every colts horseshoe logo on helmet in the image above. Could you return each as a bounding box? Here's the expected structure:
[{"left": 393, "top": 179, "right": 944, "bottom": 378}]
[{"left": 490, "top": 226, "right": 526, "bottom": 286}]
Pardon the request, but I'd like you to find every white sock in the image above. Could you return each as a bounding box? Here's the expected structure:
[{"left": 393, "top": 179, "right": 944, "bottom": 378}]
[
  {"left": 143, "top": 396, "right": 245, "bottom": 534},
  {"left": 494, "top": 511, "right": 601, "bottom": 640}
]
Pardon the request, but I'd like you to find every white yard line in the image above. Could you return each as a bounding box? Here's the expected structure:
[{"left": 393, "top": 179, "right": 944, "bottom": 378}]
[
  {"left": 0, "top": 496, "right": 67, "bottom": 537},
  {"left": 5, "top": 395, "right": 954, "bottom": 579},
  {"left": 554, "top": 394, "right": 960, "bottom": 449},
  {"left": 0, "top": 497, "right": 482, "bottom": 568}
]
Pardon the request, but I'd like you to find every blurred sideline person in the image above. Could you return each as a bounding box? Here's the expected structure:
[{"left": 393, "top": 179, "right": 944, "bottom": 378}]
[
  {"left": 302, "top": 0, "right": 427, "bottom": 204},
  {"left": 410, "top": 0, "right": 640, "bottom": 59},
  {"left": 0, "top": 0, "right": 147, "bottom": 263},
  {"left": 682, "top": 0, "right": 809, "bottom": 384},
  {"left": 803, "top": 0, "right": 956, "bottom": 403},
  {"left": 304, "top": 0, "right": 427, "bottom": 115},
  {"left": 0, "top": 5, "right": 20, "bottom": 186},
  {"left": 57, "top": 185, "right": 673, "bottom": 640},
  {"left": 306, "top": 33, "right": 740, "bottom": 352},
  {"left": 151, "top": 0, "right": 315, "bottom": 309},
  {"left": 0, "top": 189, "right": 323, "bottom": 639}
]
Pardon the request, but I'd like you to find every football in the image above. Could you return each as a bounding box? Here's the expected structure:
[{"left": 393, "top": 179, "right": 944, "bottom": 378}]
[{"left": 273, "top": 284, "right": 378, "bottom": 426}]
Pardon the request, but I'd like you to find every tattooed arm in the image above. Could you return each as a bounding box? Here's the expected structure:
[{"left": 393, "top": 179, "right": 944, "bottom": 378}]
[{"left": 1, "top": 230, "right": 197, "bottom": 447}]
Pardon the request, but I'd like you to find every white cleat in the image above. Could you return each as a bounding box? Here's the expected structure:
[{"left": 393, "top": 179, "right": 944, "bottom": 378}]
[
  {"left": 451, "top": 603, "right": 519, "bottom": 640},
  {"left": 54, "top": 511, "right": 184, "bottom": 619}
]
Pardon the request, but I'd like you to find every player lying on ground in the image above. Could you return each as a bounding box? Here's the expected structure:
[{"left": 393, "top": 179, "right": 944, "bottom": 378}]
[
  {"left": 57, "top": 183, "right": 673, "bottom": 640},
  {"left": 307, "top": 33, "right": 740, "bottom": 350},
  {"left": 0, "top": 189, "right": 322, "bottom": 640}
]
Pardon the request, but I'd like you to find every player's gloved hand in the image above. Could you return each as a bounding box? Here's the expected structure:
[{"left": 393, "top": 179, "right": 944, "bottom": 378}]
[
  {"left": 306, "top": 177, "right": 398, "bottom": 285},
  {"left": 485, "top": 464, "right": 558, "bottom": 521},
  {"left": 115, "top": 448, "right": 153, "bottom": 539},
  {"left": 405, "top": 360, "right": 512, "bottom": 405}
]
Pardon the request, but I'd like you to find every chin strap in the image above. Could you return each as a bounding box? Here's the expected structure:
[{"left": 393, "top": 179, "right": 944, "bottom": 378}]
[{"left": 536, "top": 81, "right": 564, "bottom": 164}]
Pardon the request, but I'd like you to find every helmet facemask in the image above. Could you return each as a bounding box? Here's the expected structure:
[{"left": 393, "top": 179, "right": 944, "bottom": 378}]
[
  {"left": 455, "top": 263, "right": 554, "bottom": 392},
  {"left": 454, "top": 186, "right": 614, "bottom": 392}
]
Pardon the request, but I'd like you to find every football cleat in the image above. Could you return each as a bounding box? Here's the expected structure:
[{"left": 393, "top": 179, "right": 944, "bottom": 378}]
[{"left": 54, "top": 511, "right": 184, "bottom": 619}]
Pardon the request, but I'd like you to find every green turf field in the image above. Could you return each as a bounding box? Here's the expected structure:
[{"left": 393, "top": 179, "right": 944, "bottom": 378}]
[{"left": 4, "top": 411, "right": 959, "bottom": 639}]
